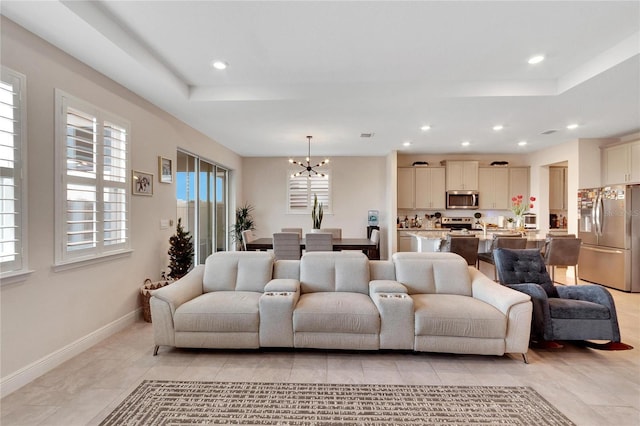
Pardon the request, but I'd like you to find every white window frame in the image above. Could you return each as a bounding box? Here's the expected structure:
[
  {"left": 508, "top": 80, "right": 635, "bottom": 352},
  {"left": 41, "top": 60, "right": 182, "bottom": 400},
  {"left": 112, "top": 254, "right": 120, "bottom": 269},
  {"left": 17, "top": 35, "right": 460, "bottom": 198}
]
[
  {"left": 0, "top": 66, "right": 30, "bottom": 283},
  {"left": 54, "top": 90, "right": 131, "bottom": 268},
  {"left": 286, "top": 170, "right": 332, "bottom": 214}
]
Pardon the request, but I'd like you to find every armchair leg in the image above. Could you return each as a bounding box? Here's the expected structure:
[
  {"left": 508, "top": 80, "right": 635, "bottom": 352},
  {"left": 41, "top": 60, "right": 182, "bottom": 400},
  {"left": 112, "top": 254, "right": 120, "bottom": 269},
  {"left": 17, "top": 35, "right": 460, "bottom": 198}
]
[
  {"left": 153, "top": 345, "right": 160, "bottom": 356},
  {"left": 522, "top": 353, "right": 529, "bottom": 364}
]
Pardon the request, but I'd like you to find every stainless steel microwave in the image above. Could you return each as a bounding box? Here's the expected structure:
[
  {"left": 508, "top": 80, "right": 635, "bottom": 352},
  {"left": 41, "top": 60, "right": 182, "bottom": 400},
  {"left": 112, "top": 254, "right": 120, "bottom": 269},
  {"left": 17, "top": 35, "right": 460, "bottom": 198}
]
[{"left": 446, "top": 191, "right": 479, "bottom": 209}]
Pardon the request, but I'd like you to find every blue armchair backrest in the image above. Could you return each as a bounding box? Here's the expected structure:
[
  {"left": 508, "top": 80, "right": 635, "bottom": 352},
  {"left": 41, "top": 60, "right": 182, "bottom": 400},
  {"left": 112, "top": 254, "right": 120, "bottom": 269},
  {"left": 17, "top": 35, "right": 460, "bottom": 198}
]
[{"left": 493, "top": 248, "right": 558, "bottom": 298}]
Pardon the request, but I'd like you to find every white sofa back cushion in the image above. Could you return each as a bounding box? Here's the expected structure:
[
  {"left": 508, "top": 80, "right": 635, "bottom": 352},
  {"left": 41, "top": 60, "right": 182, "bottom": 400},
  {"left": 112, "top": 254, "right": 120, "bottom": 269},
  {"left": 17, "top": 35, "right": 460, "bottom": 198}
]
[
  {"left": 392, "top": 252, "right": 472, "bottom": 296},
  {"left": 202, "top": 252, "right": 274, "bottom": 293},
  {"left": 300, "top": 252, "right": 370, "bottom": 294}
]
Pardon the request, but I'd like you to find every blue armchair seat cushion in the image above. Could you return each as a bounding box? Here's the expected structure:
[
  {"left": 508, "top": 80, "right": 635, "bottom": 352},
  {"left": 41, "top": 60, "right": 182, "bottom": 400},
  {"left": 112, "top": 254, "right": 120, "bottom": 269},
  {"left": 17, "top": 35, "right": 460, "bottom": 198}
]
[{"left": 548, "top": 298, "right": 611, "bottom": 320}]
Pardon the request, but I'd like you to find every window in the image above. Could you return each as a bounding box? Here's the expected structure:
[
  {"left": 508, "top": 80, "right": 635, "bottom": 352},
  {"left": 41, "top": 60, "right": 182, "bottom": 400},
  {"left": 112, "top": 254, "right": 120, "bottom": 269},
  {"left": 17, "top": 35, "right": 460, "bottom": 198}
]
[
  {"left": 0, "top": 67, "right": 27, "bottom": 278},
  {"left": 287, "top": 172, "right": 331, "bottom": 214},
  {"left": 55, "top": 91, "right": 130, "bottom": 266}
]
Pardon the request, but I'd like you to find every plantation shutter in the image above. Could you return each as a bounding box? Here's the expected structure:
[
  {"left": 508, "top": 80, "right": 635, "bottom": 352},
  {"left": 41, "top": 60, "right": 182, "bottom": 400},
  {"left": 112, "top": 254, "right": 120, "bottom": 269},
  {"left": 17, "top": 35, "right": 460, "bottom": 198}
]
[
  {"left": 0, "top": 70, "right": 23, "bottom": 272},
  {"left": 287, "top": 172, "right": 331, "bottom": 213},
  {"left": 57, "top": 92, "right": 130, "bottom": 264}
]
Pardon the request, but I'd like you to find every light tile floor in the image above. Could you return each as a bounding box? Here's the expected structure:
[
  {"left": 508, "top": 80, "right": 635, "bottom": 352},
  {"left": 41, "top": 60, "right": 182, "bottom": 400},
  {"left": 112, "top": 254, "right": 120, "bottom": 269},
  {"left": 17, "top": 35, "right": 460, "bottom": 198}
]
[{"left": 1, "top": 269, "right": 639, "bottom": 425}]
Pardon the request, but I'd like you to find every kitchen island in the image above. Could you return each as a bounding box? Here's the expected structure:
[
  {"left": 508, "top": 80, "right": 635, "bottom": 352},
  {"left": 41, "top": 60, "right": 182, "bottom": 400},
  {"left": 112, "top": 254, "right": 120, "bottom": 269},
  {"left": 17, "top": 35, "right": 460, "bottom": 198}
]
[{"left": 404, "top": 229, "right": 544, "bottom": 252}]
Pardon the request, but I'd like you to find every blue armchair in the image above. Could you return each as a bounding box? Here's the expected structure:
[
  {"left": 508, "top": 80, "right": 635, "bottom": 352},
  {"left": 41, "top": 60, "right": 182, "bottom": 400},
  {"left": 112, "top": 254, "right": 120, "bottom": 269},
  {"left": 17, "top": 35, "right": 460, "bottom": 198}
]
[{"left": 493, "top": 248, "right": 628, "bottom": 349}]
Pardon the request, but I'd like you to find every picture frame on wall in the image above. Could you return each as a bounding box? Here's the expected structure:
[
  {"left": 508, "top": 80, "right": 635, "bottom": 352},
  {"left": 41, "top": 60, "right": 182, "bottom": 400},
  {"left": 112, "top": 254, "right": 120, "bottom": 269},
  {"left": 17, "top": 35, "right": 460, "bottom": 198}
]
[
  {"left": 159, "top": 156, "right": 173, "bottom": 183},
  {"left": 132, "top": 170, "right": 153, "bottom": 196}
]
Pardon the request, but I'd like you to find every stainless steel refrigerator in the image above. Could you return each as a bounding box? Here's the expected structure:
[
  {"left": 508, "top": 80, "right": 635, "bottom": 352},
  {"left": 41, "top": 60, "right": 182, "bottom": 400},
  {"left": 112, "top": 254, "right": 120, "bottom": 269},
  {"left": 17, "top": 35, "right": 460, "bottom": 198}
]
[{"left": 577, "top": 184, "right": 640, "bottom": 292}]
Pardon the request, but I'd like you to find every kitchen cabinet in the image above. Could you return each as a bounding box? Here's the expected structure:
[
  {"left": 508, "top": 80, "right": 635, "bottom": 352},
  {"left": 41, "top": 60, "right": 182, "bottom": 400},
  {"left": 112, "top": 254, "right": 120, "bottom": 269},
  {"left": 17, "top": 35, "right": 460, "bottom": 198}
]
[
  {"left": 445, "top": 160, "right": 478, "bottom": 190},
  {"left": 397, "top": 231, "right": 413, "bottom": 252},
  {"left": 549, "top": 167, "right": 568, "bottom": 210},
  {"left": 397, "top": 167, "right": 445, "bottom": 209},
  {"left": 478, "top": 167, "right": 509, "bottom": 209},
  {"left": 508, "top": 167, "right": 530, "bottom": 204},
  {"left": 415, "top": 167, "right": 445, "bottom": 209},
  {"left": 603, "top": 141, "right": 640, "bottom": 185},
  {"left": 397, "top": 167, "right": 415, "bottom": 209}
]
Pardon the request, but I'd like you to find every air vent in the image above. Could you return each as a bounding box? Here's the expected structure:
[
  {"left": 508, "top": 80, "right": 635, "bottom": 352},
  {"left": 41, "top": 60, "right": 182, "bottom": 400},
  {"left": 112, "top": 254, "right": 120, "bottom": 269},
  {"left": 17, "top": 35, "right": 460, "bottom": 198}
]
[
  {"left": 360, "top": 133, "right": 375, "bottom": 138},
  {"left": 541, "top": 129, "right": 558, "bottom": 135}
]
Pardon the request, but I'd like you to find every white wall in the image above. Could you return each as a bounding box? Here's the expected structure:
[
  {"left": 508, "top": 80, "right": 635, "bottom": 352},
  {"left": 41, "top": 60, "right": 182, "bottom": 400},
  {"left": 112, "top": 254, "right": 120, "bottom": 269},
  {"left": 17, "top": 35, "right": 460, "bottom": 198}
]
[
  {"left": 527, "top": 138, "right": 614, "bottom": 234},
  {"left": 0, "top": 18, "right": 241, "bottom": 392},
  {"left": 242, "top": 156, "right": 388, "bottom": 258}
]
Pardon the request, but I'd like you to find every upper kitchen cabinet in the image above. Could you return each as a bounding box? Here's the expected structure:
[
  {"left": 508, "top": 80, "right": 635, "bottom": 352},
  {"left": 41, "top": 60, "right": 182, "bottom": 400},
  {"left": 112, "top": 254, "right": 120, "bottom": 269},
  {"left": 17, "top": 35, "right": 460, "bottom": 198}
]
[
  {"left": 478, "top": 167, "right": 509, "bottom": 209},
  {"left": 397, "top": 167, "right": 445, "bottom": 209},
  {"left": 415, "top": 167, "right": 446, "bottom": 209},
  {"left": 445, "top": 160, "right": 479, "bottom": 190},
  {"left": 549, "top": 167, "right": 568, "bottom": 210},
  {"left": 603, "top": 141, "right": 640, "bottom": 185},
  {"left": 397, "top": 167, "right": 415, "bottom": 209},
  {"left": 508, "top": 167, "right": 530, "bottom": 203}
]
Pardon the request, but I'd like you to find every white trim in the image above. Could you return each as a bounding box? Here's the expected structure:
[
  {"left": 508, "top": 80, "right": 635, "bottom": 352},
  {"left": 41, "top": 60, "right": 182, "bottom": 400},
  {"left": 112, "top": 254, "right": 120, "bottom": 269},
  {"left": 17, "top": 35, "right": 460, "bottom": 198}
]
[
  {"left": 52, "top": 248, "right": 133, "bottom": 272},
  {"left": 0, "top": 308, "right": 141, "bottom": 398},
  {"left": 0, "top": 269, "right": 35, "bottom": 286}
]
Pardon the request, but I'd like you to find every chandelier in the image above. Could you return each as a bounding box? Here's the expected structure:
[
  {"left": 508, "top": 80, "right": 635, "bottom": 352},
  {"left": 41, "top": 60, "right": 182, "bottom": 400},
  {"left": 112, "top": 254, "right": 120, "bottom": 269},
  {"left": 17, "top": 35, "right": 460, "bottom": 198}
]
[{"left": 289, "top": 135, "right": 329, "bottom": 178}]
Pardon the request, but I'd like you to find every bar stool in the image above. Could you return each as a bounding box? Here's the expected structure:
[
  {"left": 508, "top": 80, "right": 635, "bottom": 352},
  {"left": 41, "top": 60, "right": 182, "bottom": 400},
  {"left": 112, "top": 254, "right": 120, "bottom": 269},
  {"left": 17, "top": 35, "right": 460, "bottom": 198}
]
[{"left": 544, "top": 237, "right": 582, "bottom": 284}]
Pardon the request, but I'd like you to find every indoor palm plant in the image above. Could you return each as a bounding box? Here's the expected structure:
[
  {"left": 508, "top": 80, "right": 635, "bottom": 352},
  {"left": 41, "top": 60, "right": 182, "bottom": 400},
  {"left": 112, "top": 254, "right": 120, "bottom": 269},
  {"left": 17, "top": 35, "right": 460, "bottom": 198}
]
[{"left": 231, "top": 203, "right": 256, "bottom": 250}]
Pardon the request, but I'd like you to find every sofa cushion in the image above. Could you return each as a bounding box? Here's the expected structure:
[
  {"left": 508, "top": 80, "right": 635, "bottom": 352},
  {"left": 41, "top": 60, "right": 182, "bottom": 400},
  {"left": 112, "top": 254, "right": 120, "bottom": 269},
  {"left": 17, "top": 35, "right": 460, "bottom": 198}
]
[
  {"left": 174, "top": 292, "right": 261, "bottom": 332},
  {"left": 203, "top": 252, "right": 274, "bottom": 293},
  {"left": 392, "top": 253, "right": 472, "bottom": 296},
  {"left": 548, "top": 298, "right": 611, "bottom": 320},
  {"left": 293, "top": 292, "right": 380, "bottom": 334},
  {"left": 299, "top": 252, "right": 370, "bottom": 294},
  {"left": 413, "top": 294, "right": 506, "bottom": 338}
]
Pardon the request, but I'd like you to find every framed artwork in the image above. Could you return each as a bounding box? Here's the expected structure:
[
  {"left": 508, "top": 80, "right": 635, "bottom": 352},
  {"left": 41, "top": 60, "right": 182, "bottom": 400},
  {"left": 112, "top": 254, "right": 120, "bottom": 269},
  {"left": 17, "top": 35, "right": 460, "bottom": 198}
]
[
  {"left": 132, "top": 170, "right": 153, "bottom": 196},
  {"left": 158, "top": 156, "right": 173, "bottom": 183}
]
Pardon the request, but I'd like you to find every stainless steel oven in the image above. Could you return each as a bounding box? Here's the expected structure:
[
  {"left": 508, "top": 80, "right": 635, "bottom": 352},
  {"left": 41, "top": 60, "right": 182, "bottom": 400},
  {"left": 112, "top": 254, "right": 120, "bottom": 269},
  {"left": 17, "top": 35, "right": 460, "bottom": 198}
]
[{"left": 446, "top": 191, "right": 479, "bottom": 209}]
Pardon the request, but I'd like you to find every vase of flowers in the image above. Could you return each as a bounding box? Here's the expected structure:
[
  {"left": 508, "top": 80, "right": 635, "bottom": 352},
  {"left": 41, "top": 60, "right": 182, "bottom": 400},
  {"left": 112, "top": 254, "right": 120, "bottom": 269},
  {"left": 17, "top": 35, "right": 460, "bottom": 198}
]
[{"left": 510, "top": 194, "right": 535, "bottom": 231}]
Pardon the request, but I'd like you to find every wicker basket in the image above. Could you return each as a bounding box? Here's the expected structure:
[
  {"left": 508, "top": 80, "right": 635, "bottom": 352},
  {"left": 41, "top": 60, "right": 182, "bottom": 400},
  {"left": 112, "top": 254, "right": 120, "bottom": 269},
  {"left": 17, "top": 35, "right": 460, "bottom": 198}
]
[{"left": 140, "top": 278, "right": 172, "bottom": 322}]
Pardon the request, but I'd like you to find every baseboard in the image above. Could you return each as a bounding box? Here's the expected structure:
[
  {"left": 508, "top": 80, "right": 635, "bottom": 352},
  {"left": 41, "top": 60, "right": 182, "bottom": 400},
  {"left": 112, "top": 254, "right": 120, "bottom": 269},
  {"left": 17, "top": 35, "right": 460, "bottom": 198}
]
[{"left": 0, "top": 308, "right": 141, "bottom": 398}]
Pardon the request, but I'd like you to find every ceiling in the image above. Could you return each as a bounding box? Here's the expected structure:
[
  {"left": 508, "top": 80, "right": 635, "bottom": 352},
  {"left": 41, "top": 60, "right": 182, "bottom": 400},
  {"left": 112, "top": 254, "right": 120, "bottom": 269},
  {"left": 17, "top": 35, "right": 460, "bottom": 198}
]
[{"left": 2, "top": 1, "right": 639, "bottom": 157}]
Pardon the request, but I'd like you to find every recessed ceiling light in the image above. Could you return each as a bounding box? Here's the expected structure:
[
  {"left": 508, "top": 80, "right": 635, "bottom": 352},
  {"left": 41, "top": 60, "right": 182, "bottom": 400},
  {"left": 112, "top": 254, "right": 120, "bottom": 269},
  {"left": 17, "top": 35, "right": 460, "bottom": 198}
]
[
  {"left": 211, "top": 60, "right": 228, "bottom": 70},
  {"left": 518, "top": 141, "right": 528, "bottom": 146},
  {"left": 420, "top": 125, "right": 431, "bottom": 131},
  {"left": 461, "top": 141, "right": 470, "bottom": 147},
  {"left": 403, "top": 141, "right": 412, "bottom": 147},
  {"left": 528, "top": 55, "right": 545, "bottom": 65},
  {"left": 493, "top": 125, "right": 504, "bottom": 131},
  {"left": 566, "top": 123, "right": 579, "bottom": 130}
]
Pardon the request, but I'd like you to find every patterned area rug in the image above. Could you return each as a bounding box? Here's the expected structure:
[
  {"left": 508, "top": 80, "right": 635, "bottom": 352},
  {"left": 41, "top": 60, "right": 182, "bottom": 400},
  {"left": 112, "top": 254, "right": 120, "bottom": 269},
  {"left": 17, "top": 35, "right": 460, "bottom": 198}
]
[{"left": 100, "top": 380, "right": 575, "bottom": 425}]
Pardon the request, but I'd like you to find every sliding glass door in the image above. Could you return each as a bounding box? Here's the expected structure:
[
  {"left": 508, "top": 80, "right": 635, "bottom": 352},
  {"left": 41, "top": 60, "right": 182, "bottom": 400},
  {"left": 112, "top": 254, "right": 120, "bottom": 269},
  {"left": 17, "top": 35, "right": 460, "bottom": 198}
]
[{"left": 176, "top": 150, "right": 228, "bottom": 265}]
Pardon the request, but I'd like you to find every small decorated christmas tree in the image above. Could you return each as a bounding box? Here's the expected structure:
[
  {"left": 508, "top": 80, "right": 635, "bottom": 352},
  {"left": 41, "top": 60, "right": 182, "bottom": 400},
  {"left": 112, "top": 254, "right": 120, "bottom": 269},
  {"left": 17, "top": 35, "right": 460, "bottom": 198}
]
[{"left": 168, "top": 218, "right": 194, "bottom": 279}]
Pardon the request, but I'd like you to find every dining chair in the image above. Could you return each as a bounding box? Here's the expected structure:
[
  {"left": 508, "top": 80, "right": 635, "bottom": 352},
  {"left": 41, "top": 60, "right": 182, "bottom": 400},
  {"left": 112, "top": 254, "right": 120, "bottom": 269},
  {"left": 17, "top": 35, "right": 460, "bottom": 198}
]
[
  {"left": 305, "top": 232, "right": 333, "bottom": 252},
  {"left": 273, "top": 232, "right": 301, "bottom": 260},
  {"left": 368, "top": 229, "right": 381, "bottom": 260},
  {"left": 241, "top": 229, "right": 255, "bottom": 251},
  {"left": 543, "top": 237, "right": 582, "bottom": 284},
  {"left": 444, "top": 235, "right": 479, "bottom": 266},
  {"left": 281, "top": 228, "right": 303, "bottom": 238},
  {"left": 477, "top": 235, "right": 527, "bottom": 280},
  {"left": 320, "top": 228, "right": 342, "bottom": 239}
]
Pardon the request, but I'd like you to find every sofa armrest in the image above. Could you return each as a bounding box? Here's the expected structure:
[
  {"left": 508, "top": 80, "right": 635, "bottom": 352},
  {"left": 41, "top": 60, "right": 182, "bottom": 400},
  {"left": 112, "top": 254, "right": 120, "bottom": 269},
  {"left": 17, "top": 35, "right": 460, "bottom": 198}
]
[
  {"left": 265, "top": 279, "right": 300, "bottom": 294},
  {"left": 151, "top": 265, "right": 204, "bottom": 315},
  {"left": 259, "top": 280, "right": 300, "bottom": 348},
  {"left": 369, "top": 280, "right": 413, "bottom": 350},
  {"left": 470, "top": 268, "right": 530, "bottom": 315},
  {"left": 369, "top": 280, "right": 408, "bottom": 296}
]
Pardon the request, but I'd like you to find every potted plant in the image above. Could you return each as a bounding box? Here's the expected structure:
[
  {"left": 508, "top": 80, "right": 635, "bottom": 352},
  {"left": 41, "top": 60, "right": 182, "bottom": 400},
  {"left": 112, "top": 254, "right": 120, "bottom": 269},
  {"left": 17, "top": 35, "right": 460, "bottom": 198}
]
[
  {"left": 231, "top": 203, "right": 256, "bottom": 250},
  {"left": 311, "top": 194, "right": 323, "bottom": 230}
]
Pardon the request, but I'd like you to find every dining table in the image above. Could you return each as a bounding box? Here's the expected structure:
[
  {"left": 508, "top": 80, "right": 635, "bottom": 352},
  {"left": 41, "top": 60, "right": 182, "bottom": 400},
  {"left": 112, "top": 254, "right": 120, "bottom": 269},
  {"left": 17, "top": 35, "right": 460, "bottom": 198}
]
[{"left": 246, "top": 237, "right": 378, "bottom": 259}]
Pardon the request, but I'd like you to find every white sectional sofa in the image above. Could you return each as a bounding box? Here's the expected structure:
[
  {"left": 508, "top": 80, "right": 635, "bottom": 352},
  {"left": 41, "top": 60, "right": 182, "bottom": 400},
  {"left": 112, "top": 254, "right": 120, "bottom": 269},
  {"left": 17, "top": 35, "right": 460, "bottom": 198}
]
[{"left": 150, "top": 251, "right": 533, "bottom": 362}]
